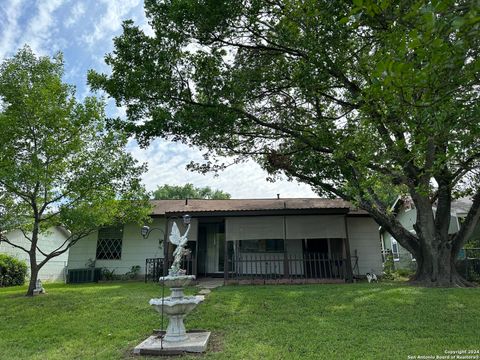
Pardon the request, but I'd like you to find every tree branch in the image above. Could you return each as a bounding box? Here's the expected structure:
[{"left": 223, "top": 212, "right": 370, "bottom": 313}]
[
  {"left": 0, "top": 236, "right": 30, "bottom": 254},
  {"left": 452, "top": 187, "right": 480, "bottom": 253}
]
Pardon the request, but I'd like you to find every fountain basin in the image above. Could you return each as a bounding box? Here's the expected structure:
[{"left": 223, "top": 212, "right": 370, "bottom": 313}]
[
  {"left": 159, "top": 274, "right": 195, "bottom": 288},
  {"left": 149, "top": 294, "right": 204, "bottom": 342},
  {"left": 149, "top": 295, "right": 204, "bottom": 316}
]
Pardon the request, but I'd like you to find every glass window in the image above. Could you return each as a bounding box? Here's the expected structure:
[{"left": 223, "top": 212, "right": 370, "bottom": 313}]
[
  {"left": 391, "top": 239, "right": 400, "bottom": 261},
  {"left": 96, "top": 225, "right": 123, "bottom": 260}
]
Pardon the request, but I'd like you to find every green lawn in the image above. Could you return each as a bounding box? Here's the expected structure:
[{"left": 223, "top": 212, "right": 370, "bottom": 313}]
[{"left": 0, "top": 282, "right": 479, "bottom": 360}]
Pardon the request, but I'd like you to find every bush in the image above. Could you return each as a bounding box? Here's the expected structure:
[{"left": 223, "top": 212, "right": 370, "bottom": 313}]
[
  {"left": 382, "top": 252, "right": 395, "bottom": 280},
  {"left": 101, "top": 268, "right": 116, "bottom": 281},
  {"left": 395, "top": 268, "right": 415, "bottom": 278},
  {"left": 124, "top": 265, "right": 141, "bottom": 280},
  {"left": 0, "top": 254, "right": 28, "bottom": 287}
]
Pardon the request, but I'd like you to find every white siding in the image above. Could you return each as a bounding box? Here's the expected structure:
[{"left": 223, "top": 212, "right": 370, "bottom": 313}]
[
  {"left": 0, "top": 227, "right": 69, "bottom": 282},
  {"left": 67, "top": 218, "right": 166, "bottom": 275},
  {"left": 286, "top": 215, "right": 346, "bottom": 239},
  {"left": 347, "top": 217, "right": 383, "bottom": 275}
]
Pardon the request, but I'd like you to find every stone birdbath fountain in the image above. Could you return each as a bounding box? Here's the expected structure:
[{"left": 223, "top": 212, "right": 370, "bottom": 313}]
[{"left": 134, "top": 215, "right": 210, "bottom": 355}]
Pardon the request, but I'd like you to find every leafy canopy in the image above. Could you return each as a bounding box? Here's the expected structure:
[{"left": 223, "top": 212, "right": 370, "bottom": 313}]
[
  {"left": 0, "top": 47, "right": 150, "bottom": 259},
  {"left": 153, "top": 183, "right": 231, "bottom": 200},
  {"left": 89, "top": 1, "right": 480, "bottom": 255}
]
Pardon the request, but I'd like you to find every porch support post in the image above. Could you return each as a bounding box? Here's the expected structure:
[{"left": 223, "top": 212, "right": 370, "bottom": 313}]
[
  {"left": 224, "top": 239, "right": 228, "bottom": 283},
  {"left": 283, "top": 215, "right": 289, "bottom": 278},
  {"left": 194, "top": 237, "right": 199, "bottom": 277},
  {"left": 164, "top": 217, "right": 170, "bottom": 277},
  {"left": 343, "top": 215, "right": 354, "bottom": 283}
]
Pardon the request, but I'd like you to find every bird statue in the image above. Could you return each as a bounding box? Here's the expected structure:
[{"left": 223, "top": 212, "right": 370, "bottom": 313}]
[{"left": 168, "top": 221, "right": 191, "bottom": 276}]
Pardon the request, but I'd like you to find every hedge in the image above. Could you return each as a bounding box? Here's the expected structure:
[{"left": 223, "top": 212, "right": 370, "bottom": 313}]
[{"left": 0, "top": 254, "right": 28, "bottom": 287}]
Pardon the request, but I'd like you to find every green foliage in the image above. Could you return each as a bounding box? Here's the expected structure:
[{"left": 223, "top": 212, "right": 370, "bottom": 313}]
[
  {"left": 85, "top": 258, "right": 96, "bottom": 269},
  {"left": 124, "top": 265, "right": 141, "bottom": 280},
  {"left": 88, "top": 0, "right": 480, "bottom": 204},
  {"left": 101, "top": 268, "right": 116, "bottom": 281},
  {"left": 382, "top": 251, "right": 395, "bottom": 280},
  {"left": 0, "top": 47, "right": 151, "bottom": 294},
  {"left": 0, "top": 254, "right": 28, "bottom": 287},
  {"left": 152, "top": 183, "right": 231, "bottom": 200},
  {"left": 89, "top": 0, "right": 480, "bottom": 283},
  {"left": 395, "top": 268, "right": 415, "bottom": 278},
  {"left": 88, "top": 0, "right": 479, "bottom": 203}
]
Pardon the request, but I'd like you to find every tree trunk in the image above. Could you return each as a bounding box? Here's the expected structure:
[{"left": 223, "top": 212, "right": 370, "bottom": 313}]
[
  {"left": 408, "top": 194, "right": 473, "bottom": 287},
  {"left": 26, "top": 216, "right": 40, "bottom": 296},
  {"left": 26, "top": 263, "right": 39, "bottom": 296},
  {"left": 410, "top": 247, "right": 470, "bottom": 287}
]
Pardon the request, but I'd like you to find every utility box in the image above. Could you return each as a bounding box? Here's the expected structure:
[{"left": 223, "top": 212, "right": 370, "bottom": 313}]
[{"left": 67, "top": 268, "right": 102, "bottom": 283}]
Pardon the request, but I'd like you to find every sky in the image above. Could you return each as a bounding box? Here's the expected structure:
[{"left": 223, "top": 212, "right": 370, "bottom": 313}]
[{"left": 0, "top": 0, "right": 317, "bottom": 199}]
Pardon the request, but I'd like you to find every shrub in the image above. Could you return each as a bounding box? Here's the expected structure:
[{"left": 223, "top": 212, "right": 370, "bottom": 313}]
[
  {"left": 0, "top": 254, "right": 28, "bottom": 287},
  {"left": 395, "top": 268, "right": 415, "bottom": 278},
  {"left": 101, "top": 268, "right": 116, "bottom": 281},
  {"left": 382, "top": 251, "right": 395, "bottom": 280},
  {"left": 124, "top": 265, "right": 141, "bottom": 280}
]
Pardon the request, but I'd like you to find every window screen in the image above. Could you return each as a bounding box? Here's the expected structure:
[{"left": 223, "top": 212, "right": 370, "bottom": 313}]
[{"left": 239, "top": 239, "right": 284, "bottom": 252}]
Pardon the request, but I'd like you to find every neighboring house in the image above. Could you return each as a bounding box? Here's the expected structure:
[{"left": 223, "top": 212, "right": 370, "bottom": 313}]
[
  {"left": 0, "top": 226, "right": 70, "bottom": 282},
  {"left": 381, "top": 197, "right": 480, "bottom": 269},
  {"left": 68, "top": 198, "right": 384, "bottom": 281}
]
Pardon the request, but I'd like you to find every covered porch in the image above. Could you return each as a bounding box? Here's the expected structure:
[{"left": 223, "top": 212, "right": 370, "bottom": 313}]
[{"left": 147, "top": 211, "right": 357, "bottom": 284}]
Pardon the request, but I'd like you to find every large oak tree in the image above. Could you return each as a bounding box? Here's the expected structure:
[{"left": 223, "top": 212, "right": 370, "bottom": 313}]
[
  {"left": 89, "top": 0, "right": 480, "bottom": 286},
  {"left": 0, "top": 47, "right": 150, "bottom": 296}
]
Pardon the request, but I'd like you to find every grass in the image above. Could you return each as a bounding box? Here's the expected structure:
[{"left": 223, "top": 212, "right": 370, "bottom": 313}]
[{"left": 0, "top": 282, "right": 479, "bottom": 360}]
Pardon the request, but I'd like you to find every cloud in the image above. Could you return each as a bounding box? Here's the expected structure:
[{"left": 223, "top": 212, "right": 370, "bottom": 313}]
[
  {"left": 0, "top": 0, "right": 24, "bottom": 60},
  {"left": 0, "top": 1, "right": 318, "bottom": 199},
  {"left": 128, "top": 139, "right": 317, "bottom": 199},
  {"left": 18, "top": 0, "right": 65, "bottom": 56},
  {"left": 81, "top": 0, "right": 141, "bottom": 47},
  {"left": 64, "top": 2, "right": 85, "bottom": 28}
]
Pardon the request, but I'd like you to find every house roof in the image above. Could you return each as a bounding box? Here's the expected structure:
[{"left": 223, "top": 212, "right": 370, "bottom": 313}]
[
  {"left": 389, "top": 196, "right": 473, "bottom": 217},
  {"left": 150, "top": 198, "right": 368, "bottom": 216},
  {"left": 450, "top": 197, "right": 472, "bottom": 216}
]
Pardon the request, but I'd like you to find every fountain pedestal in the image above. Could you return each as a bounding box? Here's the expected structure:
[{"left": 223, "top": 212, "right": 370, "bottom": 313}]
[{"left": 133, "top": 275, "right": 211, "bottom": 355}]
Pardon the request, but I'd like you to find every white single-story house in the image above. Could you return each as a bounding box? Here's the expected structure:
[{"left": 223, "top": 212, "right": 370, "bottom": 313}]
[
  {"left": 0, "top": 226, "right": 70, "bottom": 282},
  {"left": 381, "top": 197, "right": 480, "bottom": 269},
  {"left": 68, "top": 198, "right": 383, "bottom": 282}
]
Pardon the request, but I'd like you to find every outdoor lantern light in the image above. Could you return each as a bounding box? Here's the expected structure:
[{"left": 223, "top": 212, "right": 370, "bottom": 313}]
[
  {"left": 141, "top": 225, "right": 150, "bottom": 239},
  {"left": 182, "top": 214, "right": 191, "bottom": 225}
]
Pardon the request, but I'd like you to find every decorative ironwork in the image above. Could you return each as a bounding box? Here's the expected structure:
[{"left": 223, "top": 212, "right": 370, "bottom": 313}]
[
  {"left": 145, "top": 255, "right": 196, "bottom": 282},
  {"left": 96, "top": 226, "right": 123, "bottom": 260},
  {"left": 225, "top": 252, "right": 353, "bottom": 284}
]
